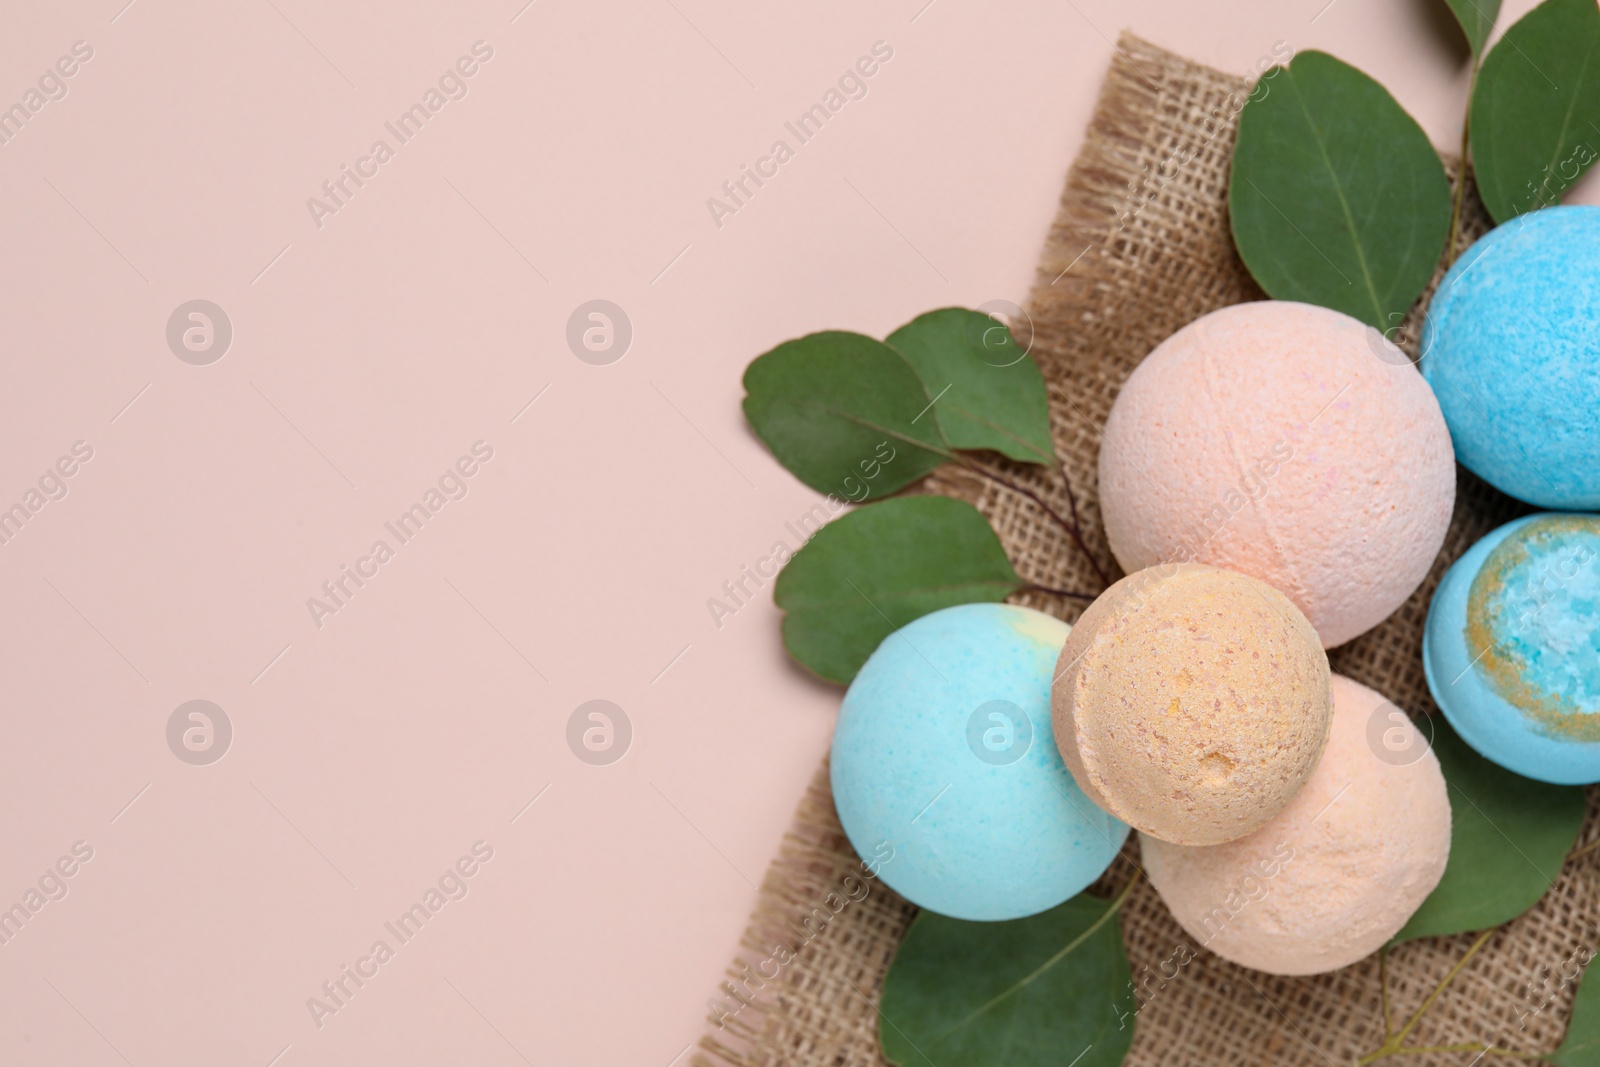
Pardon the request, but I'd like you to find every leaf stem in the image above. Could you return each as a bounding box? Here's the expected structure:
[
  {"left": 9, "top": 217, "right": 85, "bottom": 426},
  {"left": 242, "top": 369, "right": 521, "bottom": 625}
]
[
  {"left": 1359, "top": 929, "right": 1496, "bottom": 1063},
  {"left": 1396, "top": 929, "right": 1494, "bottom": 1046},
  {"left": 1379, "top": 944, "right": 1394, "bottom": 1040},
  {"left": 1054, "top": 458, "right": 1095, "bottom": 569},
  {"left": 1026, "top": 583, "right": 1097, "bottom": 602},
  {"left": 959, "top": 459, "right": 1111, "bottom": 589},
  {"left": 1445, "top": 60, "right": 1480, "bottom": 267},
  {"left": 1365, "top": 1045, "right": 1546, "bottom": 1061}
]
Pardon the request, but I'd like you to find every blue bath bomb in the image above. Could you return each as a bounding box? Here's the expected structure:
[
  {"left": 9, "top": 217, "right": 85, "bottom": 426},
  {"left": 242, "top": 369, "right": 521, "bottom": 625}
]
[
  {"left": 1424, "top": 513, "right": 1600, "bottom": 784},
  {"left": 1421, "top": 205, "right": 1600, "bottom": 509},
  {"left": 830, "top": 603, "right": 1128, "bottom": 920}
]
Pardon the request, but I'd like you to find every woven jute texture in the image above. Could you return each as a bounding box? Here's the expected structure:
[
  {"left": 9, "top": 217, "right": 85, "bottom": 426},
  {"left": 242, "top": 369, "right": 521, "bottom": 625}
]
[{"left": 695, "top": 34, "right": 1600, "bottom": 1067}]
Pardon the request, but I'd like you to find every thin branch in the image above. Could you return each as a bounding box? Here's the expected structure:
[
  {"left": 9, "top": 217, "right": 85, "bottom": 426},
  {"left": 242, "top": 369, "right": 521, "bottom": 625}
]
[
  {"left": 1049, "top": 454, "right": 1100, "bottom": 585},
  {"left": 960, "top": 458, "right": 1111, "bottom": 588},
  {"left": 1027, "top": 583, "right": 1097, "bottom": 602},
  {"left": 1360, "top": 929, "right": 1496, "bottom": 1063},
  {"left": 1395, "top": 928, "right": 1494, "bottom": 1047}
]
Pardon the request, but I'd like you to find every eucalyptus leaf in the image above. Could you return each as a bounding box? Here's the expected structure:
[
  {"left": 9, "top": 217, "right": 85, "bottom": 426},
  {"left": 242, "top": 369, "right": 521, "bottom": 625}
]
[
  {"left": 1443, "top": 0, "right": 1502, "bottom": 57},
  {"left": 1470, "top": 0, "right": 1600, "bottom": 224},
  {"left": 1551, "top": 952, "right": 1600, "bottom": 1066},
  {"left": 1229, "top": 51, "right": 1452, "bottom": 331},
  {"left": 879, "top": 887, "right": 1135, "bottom": 1067},
  {"left": 1391, "top": 719, "right": 1586, "bottom": 942},
  {"left": 885, "top": 308, "right": 1056, "bottom": 466},
  {"left": 774, "top": 496, "right": 1024, "bottom": 684},
  {"left": 743, "top": 331, "right": 950, "bottom": 501}
]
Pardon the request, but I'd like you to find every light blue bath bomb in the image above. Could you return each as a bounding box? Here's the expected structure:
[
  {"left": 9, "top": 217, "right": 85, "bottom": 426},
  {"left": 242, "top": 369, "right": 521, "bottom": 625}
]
[
  {"left": 1424, "top": 513, "right": 1600, "bottom": 784},
  {"left": 1422, "top": 205, "right": 1600, "bottom": 509},
  {"left": 830, "top": 603, "right": 1128, "bottom": 921}
]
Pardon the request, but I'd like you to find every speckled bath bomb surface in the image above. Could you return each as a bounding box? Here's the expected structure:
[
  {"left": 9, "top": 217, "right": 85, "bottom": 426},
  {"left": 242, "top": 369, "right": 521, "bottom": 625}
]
[
  {"left": 831, "top": 604, "right": 1128, "bottom": 921},
  {"left": 1098, "top": 300, "right": 1456, "bottom": 648},
  {"left": 1424, "top": 513, "right": 1600, "bottom": 784},
  {"left": 1143, "top": 675, "right": 1450, "bottom": 976},
  {"left": 1052, "top": 563, "right": 1332, "bottom": 846},
  {"left": 1423, "top": 206, "right": 1600, "bottom": 510}
]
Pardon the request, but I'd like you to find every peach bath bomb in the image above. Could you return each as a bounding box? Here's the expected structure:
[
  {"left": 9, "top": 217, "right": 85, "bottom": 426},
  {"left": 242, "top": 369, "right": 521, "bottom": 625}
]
[
  {"left": 1052, "top": 563, "right": 1332, "bottom": 846},
  {"left": 1423, "top": 513, "right": 1600, "bottom": 784},
  {"left": 1098, "top": 300, "right": 1455, "bottom": 648},
  {"left": 1142, "top": 675, "right": 1450, "bottom": 975},
  {"left": 832, "top": 603, "right": 1128, "bottom": 921},
  {"left": 1422, "top": 207, "right": 1600, "bottom": 509}
]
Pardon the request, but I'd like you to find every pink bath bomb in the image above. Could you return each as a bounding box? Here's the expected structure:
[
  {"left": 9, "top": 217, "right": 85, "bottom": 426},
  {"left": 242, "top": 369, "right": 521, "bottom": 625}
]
[
  {"left": 1142, "top": 675, "right": 1450, "bottom": 976},
  {"left": 1099, "top": 301, "right": 1455, "bottom": 648}
]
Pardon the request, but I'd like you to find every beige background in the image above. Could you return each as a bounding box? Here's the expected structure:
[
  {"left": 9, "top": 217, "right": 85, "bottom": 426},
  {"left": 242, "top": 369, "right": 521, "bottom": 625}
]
[{"left": 1, "top": 1, "right": 1594, "bottom": 1064}]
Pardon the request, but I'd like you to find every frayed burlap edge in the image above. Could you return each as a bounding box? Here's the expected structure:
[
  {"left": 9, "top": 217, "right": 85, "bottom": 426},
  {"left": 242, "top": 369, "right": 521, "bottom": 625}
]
[{"left": 693, "top": 33, "right": 1600, "bottom": 1067}]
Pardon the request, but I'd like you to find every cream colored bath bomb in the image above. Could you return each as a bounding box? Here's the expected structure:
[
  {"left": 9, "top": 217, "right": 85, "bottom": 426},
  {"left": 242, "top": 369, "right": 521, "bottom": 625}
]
[
  {"left": 1052, "top": 563, "right": 1332, "bottom": 846},
  {"left": 1098, "top": 300, "right": 1455, "bottom": 648},
  {"left": 1142, "top": 675, "right": 1450, "bottom": 975}
]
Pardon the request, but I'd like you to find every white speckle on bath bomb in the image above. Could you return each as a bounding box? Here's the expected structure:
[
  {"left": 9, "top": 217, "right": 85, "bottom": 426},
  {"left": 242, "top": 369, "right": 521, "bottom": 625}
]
[{"left": 1142, "top": 675, "right": 1450, "bottom": 976}]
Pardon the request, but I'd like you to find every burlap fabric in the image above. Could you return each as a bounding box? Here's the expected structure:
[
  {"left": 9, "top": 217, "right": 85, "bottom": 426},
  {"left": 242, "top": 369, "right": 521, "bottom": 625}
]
[{"left": 695, "top": 34, "right": 1600, "bottom": 1067}]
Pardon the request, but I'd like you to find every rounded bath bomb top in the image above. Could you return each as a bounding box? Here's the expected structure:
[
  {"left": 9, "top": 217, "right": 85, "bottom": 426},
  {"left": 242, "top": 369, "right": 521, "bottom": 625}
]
[
  {"left": 1052, "top": 563, "right": 1332, "bottom": 846},
  {"left": 1099, "top": 299, "right": 1455, "bottom": 648},
  {"left": 1424, "top": 512, "right": 1600, "bottom": 784},
  {"left": 1422, "top": 206, "right": 1600, "bottom": 510},
  {"left": 1143, "top": 675, "right": 1450, "bottom": 976},
  {"left": 831, "top": 603, "right": 1129, "bottom": 922}
]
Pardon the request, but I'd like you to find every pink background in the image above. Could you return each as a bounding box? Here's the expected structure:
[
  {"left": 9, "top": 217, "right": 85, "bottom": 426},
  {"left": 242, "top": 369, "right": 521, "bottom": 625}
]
[{"left": 2, "top": 1, "right": 1595, "bottom": 1064}]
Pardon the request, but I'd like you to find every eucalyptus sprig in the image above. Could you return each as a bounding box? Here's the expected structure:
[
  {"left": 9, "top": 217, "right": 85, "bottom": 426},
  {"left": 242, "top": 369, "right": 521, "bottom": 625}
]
[
  {"left": 1230, "top": 0, "right": 1600, "bottom": 329},
  {"left": 1229, "top": 50, "right": 1452, "bottom": 332},
  {"left": 742, "top": 307, "right": 1104, "bottom": 682},
  {"left": 1469, "top": 0, "right": 1600, "bottom": 227}
]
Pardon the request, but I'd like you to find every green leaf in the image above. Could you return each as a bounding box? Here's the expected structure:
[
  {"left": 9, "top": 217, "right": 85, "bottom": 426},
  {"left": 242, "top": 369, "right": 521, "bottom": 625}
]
[
  {"left": 774, "top": 496, "right": 1024, "bottom": 684},
  {"left": 1470, "top": 0, "right": 1600, "bottom": 224},
  {"left": 1551, "top": 953, "right": 1600, "bottom": 1066},
  {"left": 1443, "top": 0, "right": 1501, "bottom": 57},
  {"left": 885, "top": 308, "right": 1056, "bottom": 466},
  {"left": 1229, "top": 51, "right": 1452, "bottom": 330},
  {"left": 879, "top": 886, "right": 1136, "bottom": 1067},
  {"left": 743, "top": 331, "right": 950, "bottom": 501},
  {"left": 1391, "top": 719, "right": 1586, "bottom": 942}
]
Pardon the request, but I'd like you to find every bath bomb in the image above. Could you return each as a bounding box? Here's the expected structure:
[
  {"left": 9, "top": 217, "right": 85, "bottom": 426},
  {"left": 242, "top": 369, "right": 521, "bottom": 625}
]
[
  {"left": 1422, "top": 206, "right": 1600, "bottom": 510},
  {"left": 1052, "top": 563, "right": 1332, "bottom": 846},
  {"left": 1143, "top": 675, "right": 1450, "bottom": 975},
  {"left": 1099, "top": 300, "right": 1455, "bottom": 648},
  {"left": 1423, "top": 512, "right": 1600, "bottom": 784},
  {"left": 831, "top": 603, "right": 1128, "bottom": 921}
]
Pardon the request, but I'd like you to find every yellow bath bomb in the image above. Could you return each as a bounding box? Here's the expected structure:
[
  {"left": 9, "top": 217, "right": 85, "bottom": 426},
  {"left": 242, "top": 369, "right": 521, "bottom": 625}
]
[{"left": 1051, "top": 563, "right": 1332, "bottom": 845}]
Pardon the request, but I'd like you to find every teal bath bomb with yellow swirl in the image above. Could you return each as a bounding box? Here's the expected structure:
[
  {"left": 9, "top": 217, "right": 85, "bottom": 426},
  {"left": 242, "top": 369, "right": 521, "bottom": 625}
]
[
  {"left": 1423, "top": 513, "right": 1600, "bottom": 784},
  {"left": 831, "top": 603, "right": 1128, "bottom": 921}
]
